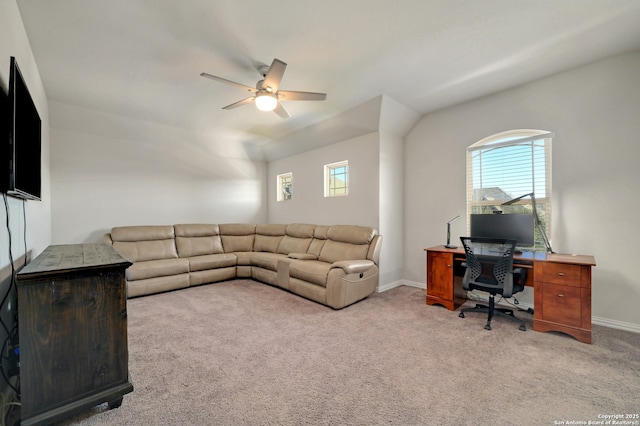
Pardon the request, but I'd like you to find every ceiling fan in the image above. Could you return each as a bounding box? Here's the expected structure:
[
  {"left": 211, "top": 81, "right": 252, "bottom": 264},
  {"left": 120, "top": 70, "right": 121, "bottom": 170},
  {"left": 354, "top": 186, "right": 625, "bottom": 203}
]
[{"left": 200, "top": 58, "right": 327, "bottom": 119}]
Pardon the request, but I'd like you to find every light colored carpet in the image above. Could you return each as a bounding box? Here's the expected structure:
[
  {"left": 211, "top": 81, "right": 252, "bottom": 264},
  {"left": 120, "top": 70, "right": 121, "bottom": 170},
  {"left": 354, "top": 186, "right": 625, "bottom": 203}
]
[{"left": 58, "top": 280, "right": 640, "bottom": 425}]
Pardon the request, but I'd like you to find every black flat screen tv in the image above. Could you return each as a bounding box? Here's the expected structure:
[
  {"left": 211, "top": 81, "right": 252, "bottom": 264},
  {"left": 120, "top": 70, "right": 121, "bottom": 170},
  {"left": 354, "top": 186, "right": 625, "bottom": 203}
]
[
  {"left": 470, "top": 213, "right": 535, "bottom": 247},
  {"left": 1, "top": 56, "right": 42, "bottom": 201}
]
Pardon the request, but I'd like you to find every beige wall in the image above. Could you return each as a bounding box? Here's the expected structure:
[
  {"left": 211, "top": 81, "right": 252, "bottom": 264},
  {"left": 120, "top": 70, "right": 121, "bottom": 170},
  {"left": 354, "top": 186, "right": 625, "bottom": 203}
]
[
  {"left": 267, "top": 132, "right": 380, "bottom": 228},
  {"left": 49, "top": 102, "right": 267, "bottom": 243},
  {"left": 404, "top": 50, "right": 640, "bottom": 330},
  {"left": 0, "top": 0, "right": 51, "bottom": 264}
]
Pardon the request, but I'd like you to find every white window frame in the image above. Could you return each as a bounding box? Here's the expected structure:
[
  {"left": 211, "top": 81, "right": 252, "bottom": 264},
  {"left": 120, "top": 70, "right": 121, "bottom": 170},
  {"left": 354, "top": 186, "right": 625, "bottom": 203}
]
[
  {"left": 277, "top": 172, "right": 293, "bottom": 201},
  {"left": 467, "top": 130, "right": 553, "bottom": 250},
  {"left": 324, "top": 161, "right": 349, "bottom": 197}
]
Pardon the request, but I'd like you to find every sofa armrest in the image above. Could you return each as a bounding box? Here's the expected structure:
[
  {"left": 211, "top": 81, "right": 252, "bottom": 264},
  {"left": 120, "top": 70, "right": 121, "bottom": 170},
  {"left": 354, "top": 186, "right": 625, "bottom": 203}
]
[
  {"left": 288, "top": 253, "right": 318, "bottom": 260},
  {"left": 330, "top": 259, "right": 375, "bottom": 274},
  {"left": 103, "top": 233, "right": 113, "bottom": 244}
]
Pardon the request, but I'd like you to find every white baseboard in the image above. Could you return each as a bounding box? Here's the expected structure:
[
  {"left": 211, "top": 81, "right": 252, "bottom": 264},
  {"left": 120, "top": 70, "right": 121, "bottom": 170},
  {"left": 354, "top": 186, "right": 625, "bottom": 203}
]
[
  {"left": 377, "top": 280, "right": 640, "bottom": 334},
  {"left": 591, "top": 316, "right": 640, "bottom": 333},
  {"left": 377, "top": 279, "right": 424, "bottom": 291},
  {"left": 376, "top": 280, "right": 407, "bottom": 293}
]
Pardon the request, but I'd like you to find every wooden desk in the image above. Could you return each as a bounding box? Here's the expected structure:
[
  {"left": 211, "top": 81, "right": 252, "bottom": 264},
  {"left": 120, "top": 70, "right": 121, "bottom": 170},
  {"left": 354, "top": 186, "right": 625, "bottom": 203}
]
[{"left": 425, "top": 245, "right": 596, "bottom": 344}]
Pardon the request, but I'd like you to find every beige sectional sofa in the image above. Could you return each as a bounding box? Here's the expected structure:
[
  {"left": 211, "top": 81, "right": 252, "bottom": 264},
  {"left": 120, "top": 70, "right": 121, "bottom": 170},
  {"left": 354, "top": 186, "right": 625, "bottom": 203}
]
[{"left": 103, "top": 223, "right": 382, "bottom": 309}]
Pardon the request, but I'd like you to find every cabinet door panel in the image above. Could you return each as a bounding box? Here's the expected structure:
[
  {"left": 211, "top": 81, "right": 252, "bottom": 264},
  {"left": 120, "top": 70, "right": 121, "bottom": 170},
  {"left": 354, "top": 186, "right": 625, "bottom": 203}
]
[
  {"left": 427, "top": 252, "right": 453, "bottom": 299},
  {"left": 541, "top": 282, "right": 582, "bottom": 327},
  {"left": 18, "top": 272, "right": 128, "bottom": 417}
]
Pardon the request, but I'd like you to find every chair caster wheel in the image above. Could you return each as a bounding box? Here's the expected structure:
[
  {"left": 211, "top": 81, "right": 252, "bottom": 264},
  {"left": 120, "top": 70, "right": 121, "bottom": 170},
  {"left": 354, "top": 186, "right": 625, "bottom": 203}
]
[
  {"left": 459, "top": 312, "right": 465, "bottom": 318},
  {"left": 519, "top": 325, "right": 526, "bottom": 331},
  {"left": 484, "top": 324, "right": 492, "bottom": 330}
]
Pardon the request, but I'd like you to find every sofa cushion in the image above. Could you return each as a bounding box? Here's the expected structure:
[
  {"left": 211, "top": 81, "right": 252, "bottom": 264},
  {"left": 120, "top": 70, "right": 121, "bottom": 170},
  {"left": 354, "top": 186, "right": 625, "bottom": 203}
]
[
  {"left": 174, "top": 223, "right": 224, "bottom": 257},
  {"left": 252, "top": 252, "right": 288, "bottom": 271},
  {"left": 176, "top": 236, "right": 224, "bottom": 257},
  {"left": 317, "top": 225, "right": 375, "bottom": 264},
  {"left": 307, "top": 226, "right": 330, "bottom": 257},
  {"left": 288, "top": 253, "right": 317, "bottom": 260},
  {"left": 110, "top": 225, "right": 178, "bottom": 262},
  {"left": 174, "top": 223, "right": 220, "bottom": 237},
  {"left": 126, "top": 258, "right": 189, "bottom": 281},
  {"left": 289, "top": 260, "right": 332, "bottom": 287},
  {"left": 286, "top": 223, "right": 316, "bottom": 238},
  {"left": 254, "top": 224, "right": 286, "bottom": 252},
  {"left": 314, "top": 225, "right": 330, "bottom": 239},
  {"left": 127, "top": 274, "right": 190, "bottom": 298},
  {"left": 188, "top": 253, "right": 237, "bottom": 272},
  {"left": 318, "top": 240, "right": 369, "bottom": 264},
  {"left": 234, "top": 252, "right": 253, "bottom": 266},
  {"left": 327, "top": 225, "right": 375, "bottom": 244},
  {"left": 220, "top": 223, "right": 256, "bottom": 252},
  {"left": 111, "top": 225, "right": 174, "bottom": 242},
  {"left": 254, "top": 235, "right": 282, "bottom": 252},
  {"left": 277, "top": 235, "right": 312, "bottom": 255},
  {"left": 114, "top": 239, "right": 178, "bottom": 263},
  {"left": 174, "top": 224, "right": 224, "bottom": 257},
  {"left": 256, "top": 224, "right": 287, "bottom": 236}
]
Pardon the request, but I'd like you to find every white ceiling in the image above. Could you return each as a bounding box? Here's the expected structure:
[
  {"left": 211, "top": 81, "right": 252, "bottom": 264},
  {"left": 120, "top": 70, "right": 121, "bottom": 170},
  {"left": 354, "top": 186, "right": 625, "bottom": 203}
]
[{"left": 16, "top": 0, "right": 640, "bottom": 148}]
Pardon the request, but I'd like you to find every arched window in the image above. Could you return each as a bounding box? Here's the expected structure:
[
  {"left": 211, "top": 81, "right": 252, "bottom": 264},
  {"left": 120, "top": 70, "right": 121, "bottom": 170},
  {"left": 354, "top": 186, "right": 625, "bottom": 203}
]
[{"left": 467, "top": 129, "right": 552, "bottom": 250}]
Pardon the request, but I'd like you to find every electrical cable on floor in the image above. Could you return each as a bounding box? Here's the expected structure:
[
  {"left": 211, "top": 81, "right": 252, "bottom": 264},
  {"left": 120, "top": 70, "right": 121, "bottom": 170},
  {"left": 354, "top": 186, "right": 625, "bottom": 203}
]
[
  {"left": 0, "top": 336, "right": 18, "bottom": 395},
  {"left": 0, "top": 390, "right": 20, "bottom": 426},
  {"left": 21, "top": 199, "right": 26, "bottom": 268},
  {"left": 1, "top": 193, "right": 21, "bottom": 420},
  {"left": 1, "top": 194, "right": 16, "bottom": 335}
]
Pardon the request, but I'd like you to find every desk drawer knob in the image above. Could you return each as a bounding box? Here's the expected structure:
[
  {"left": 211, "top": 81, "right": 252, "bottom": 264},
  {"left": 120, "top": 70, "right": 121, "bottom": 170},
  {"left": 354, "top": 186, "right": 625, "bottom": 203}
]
[
  {"left": 557, "top": 272, "right": 565, "bottom": 276},
  {"left": 557, "top": 294, "right": 565, "bottom": 298},
  {"left": 447, "top": 264, "right": 452, "bottom": 268}
]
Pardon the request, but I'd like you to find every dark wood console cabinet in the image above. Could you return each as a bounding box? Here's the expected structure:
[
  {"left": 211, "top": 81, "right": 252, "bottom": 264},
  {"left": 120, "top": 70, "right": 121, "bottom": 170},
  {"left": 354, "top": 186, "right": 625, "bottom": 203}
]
[{"left": 16, "top": 244, "right": 133, "bottom": 425}]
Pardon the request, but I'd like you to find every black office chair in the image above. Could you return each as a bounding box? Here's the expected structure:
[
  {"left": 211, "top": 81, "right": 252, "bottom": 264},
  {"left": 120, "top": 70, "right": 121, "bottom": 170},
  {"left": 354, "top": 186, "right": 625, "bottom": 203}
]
[{"left": 458, "top": 236, "right": 527, "bottom": 331}]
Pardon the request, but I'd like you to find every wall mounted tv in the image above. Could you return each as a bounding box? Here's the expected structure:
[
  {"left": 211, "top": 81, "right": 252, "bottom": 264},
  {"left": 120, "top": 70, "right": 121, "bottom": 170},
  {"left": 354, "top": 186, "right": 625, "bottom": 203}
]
[{"left": 1, "top": 56, "right": 42, "bottom": 201}]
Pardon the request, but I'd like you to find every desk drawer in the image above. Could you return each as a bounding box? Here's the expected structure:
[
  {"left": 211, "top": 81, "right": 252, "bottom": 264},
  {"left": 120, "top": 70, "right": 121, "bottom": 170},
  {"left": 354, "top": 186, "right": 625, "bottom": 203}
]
[
  {"left": 540, "top": 282, "right": 582, "bottom": 328},
  {"left": 542, "top": 262, "right": 581, "bottom": 287}
]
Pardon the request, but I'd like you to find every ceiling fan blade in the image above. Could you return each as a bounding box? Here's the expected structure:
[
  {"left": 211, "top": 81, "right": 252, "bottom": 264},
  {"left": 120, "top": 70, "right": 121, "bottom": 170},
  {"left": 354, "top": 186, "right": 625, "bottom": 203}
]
[
  {"left": 200, "top": 72, "right": 257, "bottom": 93},
  {"left": 222, "top": 97, "right": 255, "bottom": 110},
  {"left": 274, "top": 102, "right": 290, "bottom": 119},
  {"left": 262, "top": 59, "right": 287, "bottom": 93},
  {"left": 277, "top": 90, "right": 327, "bottom": 101}
]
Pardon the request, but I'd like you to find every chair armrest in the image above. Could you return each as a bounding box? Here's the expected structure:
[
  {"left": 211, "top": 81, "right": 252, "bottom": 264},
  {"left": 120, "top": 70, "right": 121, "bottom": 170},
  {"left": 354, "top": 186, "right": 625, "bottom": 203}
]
[
  {"left": 512, "top": 267, "right": 527, "bottom": 287},
  {"left": 331, "top": 259, "right": 375, "bottom": 274},
  {"left": 288, "top": 253, "right": 318, "bottom": 260}
]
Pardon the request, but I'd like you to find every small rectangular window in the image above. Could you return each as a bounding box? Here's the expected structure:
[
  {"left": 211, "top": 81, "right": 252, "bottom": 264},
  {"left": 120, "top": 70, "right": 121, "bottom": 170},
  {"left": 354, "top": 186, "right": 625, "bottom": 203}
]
[
  {"left": 277, "top": 172, "right": 292, "bottom": 201},
  {"left": 325, "top": 161, "right": 348, "bottom": 197}
]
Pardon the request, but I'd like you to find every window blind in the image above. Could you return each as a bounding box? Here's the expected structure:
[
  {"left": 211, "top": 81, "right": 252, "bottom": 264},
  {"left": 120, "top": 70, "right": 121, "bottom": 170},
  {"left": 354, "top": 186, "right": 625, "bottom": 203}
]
[{"left": 466, "top": 131, "right": 552, "bottom": 249}]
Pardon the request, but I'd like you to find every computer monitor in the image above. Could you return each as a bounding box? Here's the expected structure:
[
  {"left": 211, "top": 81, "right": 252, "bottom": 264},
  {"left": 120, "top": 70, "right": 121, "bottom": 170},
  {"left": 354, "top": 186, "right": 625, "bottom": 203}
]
[{"left": 470, "top": 213, "right": 535, "bottom": 247}]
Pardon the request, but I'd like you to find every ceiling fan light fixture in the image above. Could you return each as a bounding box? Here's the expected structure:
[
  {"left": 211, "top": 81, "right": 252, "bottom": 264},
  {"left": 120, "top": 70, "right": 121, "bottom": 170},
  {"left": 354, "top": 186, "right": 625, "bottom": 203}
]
[
  {"left": 202, "top": 58, "right": 326, "bottom": 118},
  {"left": 255, "top": 92, "right": 277, "bottom": 111}
]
